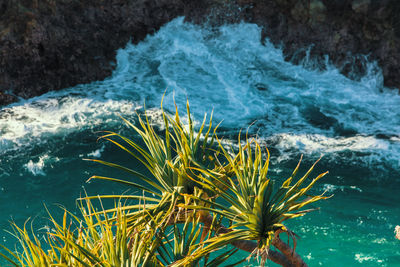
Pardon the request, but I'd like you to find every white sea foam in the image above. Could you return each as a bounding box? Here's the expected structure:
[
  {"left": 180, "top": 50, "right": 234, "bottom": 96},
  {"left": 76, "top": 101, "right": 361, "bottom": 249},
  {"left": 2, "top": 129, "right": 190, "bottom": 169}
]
[
  {"left": 87, "top": 144, "right": 106, "bottom": 158},
  {"left": 24, "top": 155, "right": 59, "bottom": 176},
  {"left": 1, "top": 17, "right": 399, "bottom": 170},
  {"left": 354, "top": 253, "right": 384, "bottom": 264},
  {"left": 0, "top": 93, "right": 139, "bottom": 152},
  {"left": 268, "top": 133, "right": 400, "bottom": 168},
  {"left": 322, "top": 183, "right": 362, "bottom": 193}
]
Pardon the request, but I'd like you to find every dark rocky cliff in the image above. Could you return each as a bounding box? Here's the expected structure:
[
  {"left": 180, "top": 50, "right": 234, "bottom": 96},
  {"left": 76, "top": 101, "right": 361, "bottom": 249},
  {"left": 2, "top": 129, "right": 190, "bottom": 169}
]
[
  {"left": 238, "top": 0, "right": 400, "bottom": 88},
  {"left": 1, "top": 0, "right": 399, "bottom": 106},
  {"left": 0, "top": 0, "right": 186, "bottom": 105}
]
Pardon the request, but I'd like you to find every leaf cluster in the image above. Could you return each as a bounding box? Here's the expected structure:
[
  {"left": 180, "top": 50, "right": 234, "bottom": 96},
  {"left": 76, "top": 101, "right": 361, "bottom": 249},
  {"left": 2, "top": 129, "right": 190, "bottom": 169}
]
[{"left": 1, "top": 99, "right": 329, "bottom": 266}]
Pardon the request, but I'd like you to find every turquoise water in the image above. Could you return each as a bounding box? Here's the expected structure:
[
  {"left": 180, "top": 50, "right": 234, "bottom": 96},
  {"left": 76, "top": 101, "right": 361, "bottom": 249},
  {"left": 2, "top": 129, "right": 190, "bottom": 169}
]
[{"left": 1, "top": 17, "right": 400, "bottom": 266}]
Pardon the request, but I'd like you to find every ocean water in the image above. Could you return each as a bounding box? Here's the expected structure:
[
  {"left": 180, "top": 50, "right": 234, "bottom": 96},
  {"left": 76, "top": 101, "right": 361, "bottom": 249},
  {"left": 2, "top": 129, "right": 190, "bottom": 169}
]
[{"left": 1, "top": 17, "right": 400, "bottom": 266}]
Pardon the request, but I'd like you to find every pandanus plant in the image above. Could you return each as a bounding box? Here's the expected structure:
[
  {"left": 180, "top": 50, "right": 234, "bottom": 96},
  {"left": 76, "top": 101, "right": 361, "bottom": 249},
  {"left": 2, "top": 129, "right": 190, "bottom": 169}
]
[
  {"left": 177, "top": 136, "right": 329, "bottom": 265},
  {"left": 1, "top": 99, "right": 330, "bottom": 267}
]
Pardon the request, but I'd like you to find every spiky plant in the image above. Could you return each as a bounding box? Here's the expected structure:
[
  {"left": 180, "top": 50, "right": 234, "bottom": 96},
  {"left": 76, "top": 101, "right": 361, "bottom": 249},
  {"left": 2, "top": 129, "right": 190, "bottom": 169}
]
[
  {"left": 0, "top": 197, "right": 241, "bottom": 266},
  {"left": 177, "top": 135, "right": 330, "bottom": 265},
  {"left": 88, "top": 100, "right": 218, "bottom": 194},
  {"left": 83, "top": 100, "right": 221, "bottom": 234},
  {"left": 0, "top": 200, "right": 163, "bottom": 267},
  {"left": 1, "top": 99, "right": 330, "bottom": 267}
]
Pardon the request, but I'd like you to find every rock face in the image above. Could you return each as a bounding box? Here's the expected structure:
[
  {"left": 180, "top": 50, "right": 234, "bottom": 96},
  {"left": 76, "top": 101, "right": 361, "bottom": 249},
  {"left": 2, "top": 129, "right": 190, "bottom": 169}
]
[
  {"left": 237, "top": 0, "right": 400, "bottom": 89},
  {"left": 0, "top": 0, "right": 214, "bottom": 105},
  {"left": 1, "top": 0, "right": 400, "bottom": 106}
]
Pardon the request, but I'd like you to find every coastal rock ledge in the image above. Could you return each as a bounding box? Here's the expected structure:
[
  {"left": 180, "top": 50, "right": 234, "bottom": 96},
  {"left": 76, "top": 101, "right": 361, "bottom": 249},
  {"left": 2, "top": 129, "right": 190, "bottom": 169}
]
[{"left": 1, "top": 0, "right": 400, "bottom": 106}]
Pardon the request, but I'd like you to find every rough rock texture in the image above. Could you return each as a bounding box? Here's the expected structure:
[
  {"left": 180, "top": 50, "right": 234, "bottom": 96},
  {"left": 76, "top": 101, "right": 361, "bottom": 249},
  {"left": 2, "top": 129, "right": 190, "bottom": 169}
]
[
  {"left": 1, "top": 0, "right": 400, "bottom": 106},
  {"left": 236, "top": 0, "right": 400, "bottom": 89},
  {"left": 0, "top": 0, "right": 216, "bottom": 106}
]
